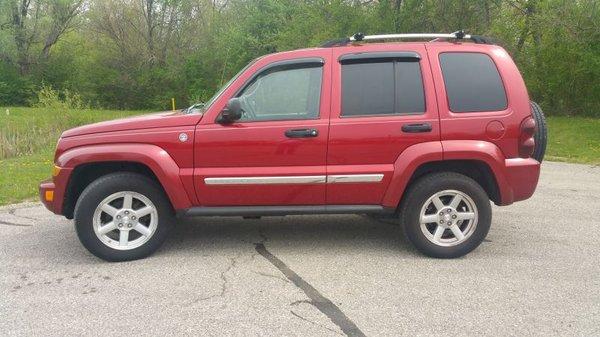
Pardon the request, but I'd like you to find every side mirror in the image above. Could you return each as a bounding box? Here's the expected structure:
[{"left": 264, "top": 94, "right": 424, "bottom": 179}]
[{"left": 218, "top": 98, "right": 242, "bottom": 124}]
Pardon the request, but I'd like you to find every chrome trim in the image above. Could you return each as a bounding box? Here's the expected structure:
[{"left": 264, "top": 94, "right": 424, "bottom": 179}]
[
  {"left": 204, "top": 174, "right": 385, "bottom": 185},
  {"left": 327, "top": 174, "right": 384, "bottom": 183},
  {"left": 204, "top": 175, "right": 326, "bottom": 185}
]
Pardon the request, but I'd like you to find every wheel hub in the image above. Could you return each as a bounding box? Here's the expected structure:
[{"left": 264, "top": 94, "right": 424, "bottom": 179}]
[
  {"left": 115, "top": 210, "right": 137, "bottom": 229},
  {"left": 438, "top": 208, "right": 457, "bottom": 227}
]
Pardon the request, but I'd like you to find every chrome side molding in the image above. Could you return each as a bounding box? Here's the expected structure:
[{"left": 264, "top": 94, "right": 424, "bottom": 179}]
[
  {"left": 204, "top": 174, "right": 384, "bottom": 185},
  {"left": 204, "top": 175, "right": 326, "bottom": 185},
  {"left": 327, "top": 174, "right": 384, "bottom": 183}
]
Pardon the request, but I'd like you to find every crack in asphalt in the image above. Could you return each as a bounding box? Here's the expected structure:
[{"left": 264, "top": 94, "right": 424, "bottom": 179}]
[
  {"left": 0, "top": 220, "right": 32, "bottom": 227},
  {"left": 290, "top": 309, "right": 345, "bottom": 336},
  {"left": 0, "top": 206, "right": 41, "bottom": 226},
  {"left": 8, "top": 207, "right": 40, "bottom": 221},
  {"left": 258, "top": 226, "right": 269, "bottom": 243},
  {"left": 188, "top": 254, "right": 241, "bottom": 305},
  {"left": 254, "top": 243, "right": 366, "bottom": 337}
]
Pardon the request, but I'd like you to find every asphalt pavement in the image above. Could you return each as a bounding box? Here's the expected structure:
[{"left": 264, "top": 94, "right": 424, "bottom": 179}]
[{"left": 1, "top": 161, "right": 599, "bottom": 336}]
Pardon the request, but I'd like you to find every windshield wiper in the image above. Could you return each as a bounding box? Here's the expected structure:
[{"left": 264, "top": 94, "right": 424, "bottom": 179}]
[{"left": 183, "top": 103, "right": 205, "bottom": 114}]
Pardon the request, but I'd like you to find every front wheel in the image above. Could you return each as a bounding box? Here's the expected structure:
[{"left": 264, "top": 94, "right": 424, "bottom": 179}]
[
  {"left": 74, "top": 172, "right": 174, "bottom": 261},
  {"left": 400, "top": 172, "right": 491, "bottom": 258}
]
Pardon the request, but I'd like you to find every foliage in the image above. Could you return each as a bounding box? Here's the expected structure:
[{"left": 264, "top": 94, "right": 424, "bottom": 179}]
[
  {"left": 0, "top": 0, "right": 598, "bottom": 116},
  {"left": 32, "top": 84, "right": 85, "bottom": 110}
]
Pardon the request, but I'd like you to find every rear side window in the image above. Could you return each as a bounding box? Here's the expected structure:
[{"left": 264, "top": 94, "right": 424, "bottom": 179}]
[
  {"left": 440, "top": 52, "right": 507, "bottom": 112},
  {"left": 341, "top": 60, "right": 425, "bottom": 117}
]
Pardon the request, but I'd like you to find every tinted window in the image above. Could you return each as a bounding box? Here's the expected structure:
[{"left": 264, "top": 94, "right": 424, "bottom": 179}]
[
  {"left": 237, "top": 65, "right": 322, "bottom": 121},
  {"left": 342, "top": 61, "right": 424, "bottom": 117},
  {"left": 440, "top": 52, "right": 507, "bottom": 112},
  {"left": 396, "top": 62, "right": 425, "bottom": 113}
]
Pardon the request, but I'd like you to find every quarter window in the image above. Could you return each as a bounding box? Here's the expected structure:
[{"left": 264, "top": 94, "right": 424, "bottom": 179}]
[
  {"left": 341, "top": 60, "right": 425, "bottom": 117},
  {"left": 237, "top": 64, "right": 322, "bottom": 121},
  {"left": 440, "top": 52, "right": 507, "bottom": 112}
]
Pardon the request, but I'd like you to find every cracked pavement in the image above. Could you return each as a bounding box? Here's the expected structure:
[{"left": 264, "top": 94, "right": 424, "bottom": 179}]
[{"left": 1, "top": 161, "right": 600, "bottom": 336}]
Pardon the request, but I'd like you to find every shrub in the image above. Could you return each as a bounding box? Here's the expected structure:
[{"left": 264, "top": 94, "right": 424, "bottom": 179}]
[{"left": 33, "top": 84, "right": 86, "bottom": 110}]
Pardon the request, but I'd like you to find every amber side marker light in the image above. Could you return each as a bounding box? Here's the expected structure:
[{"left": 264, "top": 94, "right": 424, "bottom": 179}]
[
  {"left": 45, "top": 190, "right": 54, "bottom": 202},
  {"left": 52, "top": 165, "right": 61, "bottom": 177}
]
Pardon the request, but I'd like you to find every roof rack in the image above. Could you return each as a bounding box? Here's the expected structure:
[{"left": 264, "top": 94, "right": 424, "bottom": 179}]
[{"left": 320, "top": 30, "right": 494, "bottom": 47}]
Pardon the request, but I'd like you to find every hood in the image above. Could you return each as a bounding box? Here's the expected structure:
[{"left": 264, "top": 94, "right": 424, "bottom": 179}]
[{"left": 61, "top": 110, "right": 201, "bottom": 138}]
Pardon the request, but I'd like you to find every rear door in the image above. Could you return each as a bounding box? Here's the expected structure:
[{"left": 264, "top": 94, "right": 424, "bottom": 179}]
[
  {"left": 327, "top": 44, "right": 440, "bottom": 205},
  {"left": 426, "top": 44, "right": 522, "bottom": 158}
]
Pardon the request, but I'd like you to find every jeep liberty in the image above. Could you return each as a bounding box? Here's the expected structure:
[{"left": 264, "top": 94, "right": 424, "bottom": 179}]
[{"left": 39, "top": 31, "right": 546, "bottom": 261}]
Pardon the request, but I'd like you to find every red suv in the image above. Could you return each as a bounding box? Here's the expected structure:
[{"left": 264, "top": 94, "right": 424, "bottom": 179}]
[{"left": 39, "top": 32, "right": 545, "bottom": 261}]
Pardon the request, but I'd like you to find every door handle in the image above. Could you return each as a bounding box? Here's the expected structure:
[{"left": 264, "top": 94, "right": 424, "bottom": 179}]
[
  {"left": 285, "top": 128, "right": 319, "bottom": 138},
  {"left": 401, "top": 123, "right": 432, "bottom": 133}
]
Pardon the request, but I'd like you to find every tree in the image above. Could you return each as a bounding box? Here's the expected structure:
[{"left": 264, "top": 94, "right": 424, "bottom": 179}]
[{"left": 0, "top": 0, "right": 83, "bottom": 75}]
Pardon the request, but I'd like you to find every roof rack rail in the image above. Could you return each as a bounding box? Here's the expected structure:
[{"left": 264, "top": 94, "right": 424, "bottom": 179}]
[{"left": 320, "top": 30, "right": 494, "bottom": 47}]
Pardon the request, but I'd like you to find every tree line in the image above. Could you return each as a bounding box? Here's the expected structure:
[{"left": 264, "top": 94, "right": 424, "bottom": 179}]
[{"left": 0, "top": 0, "right": 598, "bottom": 116}]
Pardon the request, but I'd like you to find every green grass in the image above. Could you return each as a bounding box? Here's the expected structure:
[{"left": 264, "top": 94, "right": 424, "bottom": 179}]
[
  {"left": 545, "top": 116, "right": 600, "bottom": 165},
  {"left": 1, "top": 106, "right": 142, "bottom": 159},
  {"left": 1, "top": 108, "right": 599, "bottom": 206},
  {"left": 0, "top": 107, "right": 142, "bottom": 205},
  {"left": 0, "top": 149, "right": 54, "bottom": 205}
]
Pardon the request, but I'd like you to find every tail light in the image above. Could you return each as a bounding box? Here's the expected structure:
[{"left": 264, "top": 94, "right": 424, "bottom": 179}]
[{"left": 518, "top": 116, "right": 536, "bottom": 158}]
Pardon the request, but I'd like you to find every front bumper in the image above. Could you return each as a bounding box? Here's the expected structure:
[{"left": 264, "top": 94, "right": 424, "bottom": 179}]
[
  {"left": 39, "top": 179, "right": 57, "bottom": 213},
  {"left": 38, "top": 167, "right": 72, "bottom": 215}
]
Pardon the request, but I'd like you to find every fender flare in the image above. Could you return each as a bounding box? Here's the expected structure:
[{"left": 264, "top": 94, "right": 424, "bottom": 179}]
[
  {"left": 382, "top": 141, "right": 443, "bottom": 208},
  {"left": 57, "top": 143, "right": 192, "bottom": 210},
  {"left": 441, "top": 140, "right": 513, "bottom": 205},
  {"left": 381, "top": 140, "right": 512, "bottom": 208}
]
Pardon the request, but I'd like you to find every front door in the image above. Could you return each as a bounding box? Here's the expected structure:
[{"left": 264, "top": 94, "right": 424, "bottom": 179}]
[{"left": 193, "top": 52, "right": 331, "bottom": 206}]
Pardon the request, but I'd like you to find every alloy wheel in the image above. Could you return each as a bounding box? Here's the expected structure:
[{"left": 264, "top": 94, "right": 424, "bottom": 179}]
[
  {"left": 92, "top": 191, "right": 158, "bottom": 250},
  {"left": 419, "top": 189, "right": 478, "bottom": 247}
]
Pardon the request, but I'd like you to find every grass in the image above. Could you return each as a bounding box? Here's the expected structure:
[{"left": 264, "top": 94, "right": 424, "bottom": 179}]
[
  {"left": 1, "top": 107, "right": 599, "bottom": 206},
  {"left": 0, "top": 106, "right": 142, "bottom": 159},
  {"left": 0, "top": 149, "right": 54, "bottom": 205},
  {"left": 0, "top": 107, "right": 141, "bottom": 205},
  {"left": 545, "top": 116, "right": 600, "bottom": 165}
]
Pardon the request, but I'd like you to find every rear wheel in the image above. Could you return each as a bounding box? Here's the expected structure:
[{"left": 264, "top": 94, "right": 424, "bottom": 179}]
[
  {"left": 400, "top": 172, "right": 491, "bottom": 258},
  {"left": 74, "top": 172, "right": 173, "bottom": 261},
  {"left": 530, "top": 101, "right": 547, "bottom": 162}
]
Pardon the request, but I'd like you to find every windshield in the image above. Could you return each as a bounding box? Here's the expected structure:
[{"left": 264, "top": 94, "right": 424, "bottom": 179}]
[{"left": 185, "top": 58, "right": 259, "bottom": 114}]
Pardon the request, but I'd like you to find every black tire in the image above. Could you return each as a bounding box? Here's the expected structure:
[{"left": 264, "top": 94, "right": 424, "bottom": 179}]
[
  {"left": 399, "top": 172, "right": 491, "bottom": 258},
  {"left": 74, "top": 172, "right": 174, "bottom": 262},
  {"left": 530, "top": 101, "right": 547, "bottom": 162}
]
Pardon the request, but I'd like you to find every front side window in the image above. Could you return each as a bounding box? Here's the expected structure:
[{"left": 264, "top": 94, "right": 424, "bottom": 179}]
[
  {"left": 440, "top": 52, "right": 507, "bottom": 112},
  {"left": 237, "top": 64, "right": 323, "bottom": 122},
  {"left": 341, "top": 60, "right": 425, "bottom": 117}
]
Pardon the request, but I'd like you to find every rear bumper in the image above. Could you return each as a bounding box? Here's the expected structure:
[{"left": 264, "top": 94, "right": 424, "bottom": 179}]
[{"left": 498, "top": 158, "right": 540, "bottom": 205}]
